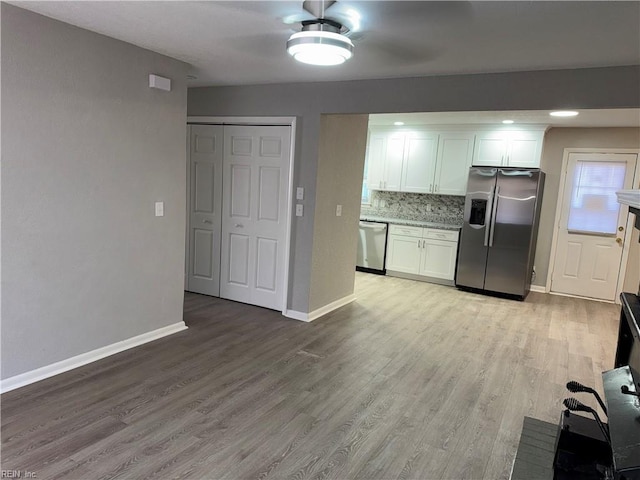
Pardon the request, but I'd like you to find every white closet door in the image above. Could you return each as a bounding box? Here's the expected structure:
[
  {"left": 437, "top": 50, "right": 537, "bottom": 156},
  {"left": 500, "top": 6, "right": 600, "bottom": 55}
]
[
  {"left": 220, "top": 125, "right": 291, "bottom": 310},
  {"left": 187, "top": 124, "right": 223, "bottom": 296}
]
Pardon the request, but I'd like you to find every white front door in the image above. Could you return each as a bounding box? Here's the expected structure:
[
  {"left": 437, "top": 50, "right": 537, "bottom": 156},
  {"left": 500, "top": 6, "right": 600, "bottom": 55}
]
[
  {"left": 220, "top": 125, "right": 291, "bottom": 310},
  {"left": 187, "top": 124, "right": 223, "bottom": 296},
  {"left": 551, "top": 152, "right": 637, "bottom": 301}
]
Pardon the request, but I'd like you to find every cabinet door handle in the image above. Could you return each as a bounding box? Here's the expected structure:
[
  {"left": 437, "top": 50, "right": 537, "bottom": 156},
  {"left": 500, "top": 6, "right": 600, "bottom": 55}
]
[
  {"left": 429, "top": 184, "right": 433, "bottom": 192},
  {"left": 435, "top": 185, "right": 438, "bottom": 192},
  {"left": 418, "top": 240, "right": 421, "bottom": 249}
]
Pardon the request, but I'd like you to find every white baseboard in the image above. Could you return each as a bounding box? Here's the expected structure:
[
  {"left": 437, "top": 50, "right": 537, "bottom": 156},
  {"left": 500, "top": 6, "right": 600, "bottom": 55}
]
[
  {"left": 283, "top": 309, "right": 310, "bottom": 322},
  {"left": 0, "top": 322, "right": 188, "bottom": 394},
  {"left": 547, "top": 290, "right": 616, "bottom": 304},
  {"left": 529, "top": 285, "right": 547, "bottom": 293},
  {"left": 283, "top": 294, "right": 356, "bottom": 322}
]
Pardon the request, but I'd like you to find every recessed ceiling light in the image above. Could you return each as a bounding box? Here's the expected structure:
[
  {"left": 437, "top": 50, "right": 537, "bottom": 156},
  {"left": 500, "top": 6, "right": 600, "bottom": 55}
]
[
  {"left": 502, "top": 120, "right": 514, "bottom": 124},
  {"left": 550, "top": 110, "right": 579, "bottom": 117},
  {"left": 393, "top": 121, "right": 405, "bottom": 126}
]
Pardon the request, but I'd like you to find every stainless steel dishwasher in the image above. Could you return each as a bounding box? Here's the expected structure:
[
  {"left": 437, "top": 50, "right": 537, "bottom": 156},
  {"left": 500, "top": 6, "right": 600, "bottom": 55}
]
[{"left": 356, "top": 221, "right": 388, "bottom": 274}]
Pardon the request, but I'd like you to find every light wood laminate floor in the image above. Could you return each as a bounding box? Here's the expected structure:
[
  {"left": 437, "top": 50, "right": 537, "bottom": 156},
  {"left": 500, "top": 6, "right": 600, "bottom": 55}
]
[{"left": 1, "top": 273, "right": 620, "bottom": 479}]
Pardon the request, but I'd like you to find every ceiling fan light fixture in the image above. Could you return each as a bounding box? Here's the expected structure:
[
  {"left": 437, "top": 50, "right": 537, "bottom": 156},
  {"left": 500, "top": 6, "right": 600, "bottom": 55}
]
[{"left": 287, "top": 29, "right": 353, "bottom": 66}]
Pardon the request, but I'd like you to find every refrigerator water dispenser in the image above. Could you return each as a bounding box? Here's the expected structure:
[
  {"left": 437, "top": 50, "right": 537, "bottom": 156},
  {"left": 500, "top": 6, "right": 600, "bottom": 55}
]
[{"left": 469, "top": 199, "right": 487, "bottom": 226}]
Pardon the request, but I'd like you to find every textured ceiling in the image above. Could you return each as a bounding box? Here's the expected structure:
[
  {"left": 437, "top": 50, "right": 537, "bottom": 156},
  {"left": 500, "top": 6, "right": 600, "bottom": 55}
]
[{"left": 9, "top": 1, "right": 640, "bottom": 87}]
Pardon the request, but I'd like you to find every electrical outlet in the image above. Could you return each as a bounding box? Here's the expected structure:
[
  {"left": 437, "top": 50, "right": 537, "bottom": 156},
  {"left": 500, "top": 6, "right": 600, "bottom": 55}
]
[
  {"left": 380, "top": 200, "right": 386, "bottom": 208},
  {"left": 336, "top": 205, "right": 342, "bottom": 216},
  {"left": 426, "top": 204, "right": 432, "bottom": 212},
  {"left": 155, "top": 201, "right": 164, "bottom": 217},
  {"left": 296, "top": 187, "right": 304, "bottom": 200},
  {"left": 295, "top": 204, "right": 303, "bottom": 217}
]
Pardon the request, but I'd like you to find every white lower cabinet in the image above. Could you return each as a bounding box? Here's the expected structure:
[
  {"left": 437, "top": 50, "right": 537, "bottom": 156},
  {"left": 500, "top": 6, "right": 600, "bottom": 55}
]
[
  {"left": 386, "top": 226, "right": 423, "bottom": 275},
  {"left": 420, "top": 238, "right": 458, "bottom": 280},
  {"left": 386, "top": 224, "right": 459, "bottom": 283}
]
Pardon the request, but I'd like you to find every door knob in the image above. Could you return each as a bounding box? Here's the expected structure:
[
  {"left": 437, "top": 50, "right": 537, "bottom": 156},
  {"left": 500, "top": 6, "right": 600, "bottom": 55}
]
[
  {"left": 202, "top": 220, "right": 213, "bottom": 224},
  {"left": 619, "top": 226, "right": 624, "bottom": 231},
  {"left": 235, "top": 223, "right": 244, "bottom": 228},
  {"left": 616, "top": 238, "right": 622, "bottom": 244}
]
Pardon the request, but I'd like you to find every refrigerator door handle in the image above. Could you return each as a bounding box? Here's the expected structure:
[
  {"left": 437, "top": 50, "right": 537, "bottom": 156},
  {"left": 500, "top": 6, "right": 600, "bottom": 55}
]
[
  {"left": 484, "top": 187, "right": 495, "bottom": 247},
  {"left": 488, "top": 186, "right": 500, "bottom": 247},
  {"left": 499, "top": 169, "right": 534, "bottom": 177}
]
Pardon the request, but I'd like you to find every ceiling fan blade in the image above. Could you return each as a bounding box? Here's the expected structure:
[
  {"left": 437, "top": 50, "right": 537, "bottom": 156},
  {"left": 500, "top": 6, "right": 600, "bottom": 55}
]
[
  {"left": 282, "top": 12, "right": 316, "bottom": 25},
  {"left": 225, "top": 32, "right": 293, "bottom": 58},
  {"left": 356, "top": 34, "right": 442, "bottom": 66},
  {"left": 355, "top": 1, "right": 475, "bottom": 25}
]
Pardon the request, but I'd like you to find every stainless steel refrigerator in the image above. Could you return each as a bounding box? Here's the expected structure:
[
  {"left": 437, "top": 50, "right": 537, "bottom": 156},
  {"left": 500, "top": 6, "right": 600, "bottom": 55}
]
[{"left": 456, "top": 167, "right": 545, "bottom": 300}]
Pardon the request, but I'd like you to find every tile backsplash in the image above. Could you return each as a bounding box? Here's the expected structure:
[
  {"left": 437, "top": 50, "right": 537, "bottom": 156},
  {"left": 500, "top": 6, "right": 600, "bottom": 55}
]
[{"left": 361, "top": 190, "right": 464, "bottom": 224}]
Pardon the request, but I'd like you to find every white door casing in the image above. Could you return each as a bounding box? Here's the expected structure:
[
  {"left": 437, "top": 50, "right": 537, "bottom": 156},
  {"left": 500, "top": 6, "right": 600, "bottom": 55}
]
[
  {"left": 187, "top": 124, "right": 223, "bottom": 296},
  {"left": 220, "top": 125, "right": 292, "bottom": 310},
  {"left": 551, "top": 152, "right": 638, "bottom": 301}
]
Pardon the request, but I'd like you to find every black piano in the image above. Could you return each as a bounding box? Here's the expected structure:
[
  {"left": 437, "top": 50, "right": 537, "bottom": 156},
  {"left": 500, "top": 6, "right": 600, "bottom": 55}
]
[{"left": 511, "top": 292, "right": 640, "bottom": 480}]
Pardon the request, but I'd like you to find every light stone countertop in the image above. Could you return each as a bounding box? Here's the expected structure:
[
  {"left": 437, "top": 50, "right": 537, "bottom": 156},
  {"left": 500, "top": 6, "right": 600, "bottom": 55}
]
[{"left": 359, "top": 215, "right": 462, "bottom": 231}]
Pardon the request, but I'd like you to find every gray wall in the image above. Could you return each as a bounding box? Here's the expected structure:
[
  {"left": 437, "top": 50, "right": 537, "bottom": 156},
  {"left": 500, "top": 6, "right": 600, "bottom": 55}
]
[
  {"left": 535, "top": 127, "right": 640, "bottom": 289},
  {"left": 309, "top": 114, "right": 368, "bottom": 312},
  {"left": 1, "top": 5, "right": 189, "bottom": 379},
  {"left": 188, "top": 66, "right": 640, "bottom": 313}
]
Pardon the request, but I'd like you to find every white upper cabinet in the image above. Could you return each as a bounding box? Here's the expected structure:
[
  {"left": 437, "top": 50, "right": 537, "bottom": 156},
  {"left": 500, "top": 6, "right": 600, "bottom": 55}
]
[
  {"left": 401, "top": 131, "right": 439, "bottom": 193},
  {"left": 367, "top": 127, "right": 438, "bottom": 193},
  {"left": 473, "top": 135, "right": 507, "bottom": 166},
  {"left": 472, "top": 130, "right": 545, "bottom": 167},
  {"left": 507, "top": 131, "right": 543, "bottom": 167},
  {"left": 366, "top": 125, "right": 546, "bottom": 196},
  {"left": 385, "top": 132, "right": 406, "bottom": 191},
  {"left": 366, "top": 132, "right": 386, "bottom": 191},
  {"left": 433, "top": 132, "right": 474, "bottom": 195}
]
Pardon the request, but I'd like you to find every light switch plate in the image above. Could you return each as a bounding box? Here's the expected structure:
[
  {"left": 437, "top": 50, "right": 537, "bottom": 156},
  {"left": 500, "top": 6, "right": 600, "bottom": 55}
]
[
  {"left": 155, "top": 202, "right": 164, "bottom": 217},
  {"left": 336, "top": 205, "right": 342, "bottom": 216},
  {"left": 295, "top": 204, "right": 303, "bottom": 217},
  {"left": 296, "top": 187, "right": 304, "bottom": 200}
]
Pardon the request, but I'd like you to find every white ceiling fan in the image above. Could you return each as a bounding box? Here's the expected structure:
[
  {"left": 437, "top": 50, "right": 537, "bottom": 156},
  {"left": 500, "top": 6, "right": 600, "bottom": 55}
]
[
  {"left": 214, "top": 1, "right": 475, "bottom": 69},
  {"left": 282, "top": 0, "right": 475, "bottom": 67},
  {"left": 284, "top": 0, "right": 360, "bottom": 65}
]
